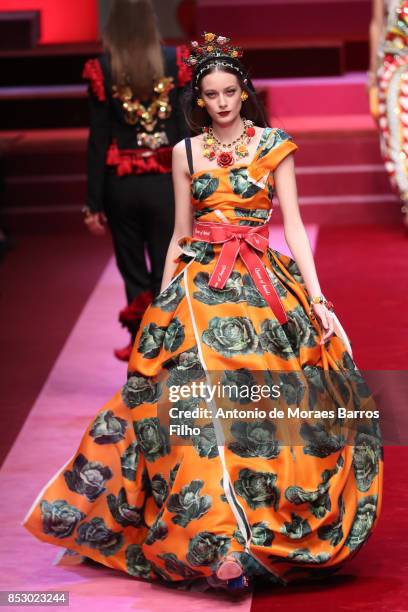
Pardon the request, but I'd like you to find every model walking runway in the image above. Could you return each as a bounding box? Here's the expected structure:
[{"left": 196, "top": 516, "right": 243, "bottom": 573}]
[{"left": 0, "top": 1, "right": 406, "bottom": 608}]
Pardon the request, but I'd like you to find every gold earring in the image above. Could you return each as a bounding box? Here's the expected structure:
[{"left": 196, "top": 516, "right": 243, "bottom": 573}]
[
  {"left": 240, "top": 90, "right": 249, "bottom": 102},
  {"left": 196, "top": 98, "right": 206, "bottom": 108}
]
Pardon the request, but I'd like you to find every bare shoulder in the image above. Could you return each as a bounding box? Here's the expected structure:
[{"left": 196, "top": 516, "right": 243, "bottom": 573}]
[
  {"left": 172, "top": 139, "right": 190, "bottom": 176},
  {"left": 172, "top": 139, "right": 188, "bottom": 156},
  {"left": 172, "top": 139, "right": 189, "bottom": 166}
]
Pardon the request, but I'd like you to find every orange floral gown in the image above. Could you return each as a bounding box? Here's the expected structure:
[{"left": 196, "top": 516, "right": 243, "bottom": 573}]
[{"left": 24, "top": 127, "right": 383, "bottom": 586}]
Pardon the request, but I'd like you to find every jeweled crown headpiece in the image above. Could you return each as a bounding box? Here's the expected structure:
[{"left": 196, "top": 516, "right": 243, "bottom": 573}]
[{"left": 184, "top": 32, "right": 247, "bottom": 90}]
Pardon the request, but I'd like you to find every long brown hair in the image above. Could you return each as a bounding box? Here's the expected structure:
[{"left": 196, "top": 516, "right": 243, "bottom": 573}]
[{"left": 103, "top": 0, "right": 164, "bottom": 99}]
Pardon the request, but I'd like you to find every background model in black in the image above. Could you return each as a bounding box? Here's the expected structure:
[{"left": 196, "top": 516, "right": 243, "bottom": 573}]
[{"left": 83, "top": 45, "right": 191, "bottom": 358}]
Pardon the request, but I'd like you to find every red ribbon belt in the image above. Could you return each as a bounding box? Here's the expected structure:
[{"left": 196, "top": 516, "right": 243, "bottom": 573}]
[{"left": 193, "top": 221, "right": 288, "bottom": 325}]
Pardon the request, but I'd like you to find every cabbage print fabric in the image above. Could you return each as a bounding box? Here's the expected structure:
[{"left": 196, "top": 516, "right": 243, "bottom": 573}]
[{"left": 24, "top": 127, "right": 383, "bottom": 587}]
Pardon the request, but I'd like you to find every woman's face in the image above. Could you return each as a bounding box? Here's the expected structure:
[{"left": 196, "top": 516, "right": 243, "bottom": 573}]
[{"left": 200, "top": 70, "right": 242, "bottom": 125}]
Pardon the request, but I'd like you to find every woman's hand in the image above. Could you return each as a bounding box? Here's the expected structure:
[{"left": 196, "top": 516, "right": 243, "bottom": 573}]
[
  {"left": 311, "top": 303, "right": 335, "bottom": 344},
  {"left": 84, "top": 212, "right": 107, "bottom": 236}
]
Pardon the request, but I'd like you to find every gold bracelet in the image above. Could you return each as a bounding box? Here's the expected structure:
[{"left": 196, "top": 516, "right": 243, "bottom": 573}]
[
  {"left": 310, "top": 295, "right": 325, "bottom": 305},
  {"left": 308, "top": 295, "right": 335, "bottom": 318},
  {"left": 81, "top": 206, "right": 92, "bottom": 218}
]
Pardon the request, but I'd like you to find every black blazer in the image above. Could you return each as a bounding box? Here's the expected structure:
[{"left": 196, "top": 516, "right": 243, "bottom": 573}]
[{"left": 83, "top": 45, "right": 191, "bottom": 212}]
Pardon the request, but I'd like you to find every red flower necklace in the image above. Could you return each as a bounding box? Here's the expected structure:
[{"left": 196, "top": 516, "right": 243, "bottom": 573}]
[{"left": 202, "top": 118, "right": 256, "bottom": 167}]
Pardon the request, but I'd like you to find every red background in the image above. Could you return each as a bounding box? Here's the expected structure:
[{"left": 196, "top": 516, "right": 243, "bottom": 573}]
[{"left": 0, "top": 0, "right": 98, "bottom": 43}]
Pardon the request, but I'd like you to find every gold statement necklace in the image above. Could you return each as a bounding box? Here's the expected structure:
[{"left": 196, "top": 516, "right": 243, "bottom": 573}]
[
  {"left": 202, "top": 118, "right": 256, "bottom": 167},
  {"left": 113, "top": 76, "right": 175, "bottom": 149}
]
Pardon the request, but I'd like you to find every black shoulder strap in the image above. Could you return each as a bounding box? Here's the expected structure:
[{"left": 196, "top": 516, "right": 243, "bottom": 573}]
[{"left": 184, "top": 137, "right": 194, "bottom": 175}]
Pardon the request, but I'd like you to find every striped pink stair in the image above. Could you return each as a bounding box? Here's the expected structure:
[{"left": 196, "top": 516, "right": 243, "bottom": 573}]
[{"left": 252, "top": 73, "right": 399, "bottom": 224}]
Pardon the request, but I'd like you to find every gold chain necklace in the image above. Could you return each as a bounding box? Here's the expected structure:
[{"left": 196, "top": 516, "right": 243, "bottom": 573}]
[{"left": 202, "top": 118, "right": 256, "bottom": 167}]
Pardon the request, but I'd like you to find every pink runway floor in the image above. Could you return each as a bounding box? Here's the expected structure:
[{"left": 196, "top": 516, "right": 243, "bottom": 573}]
[{"left": 0, "top": 228, "right": 317, "bottom": 610}]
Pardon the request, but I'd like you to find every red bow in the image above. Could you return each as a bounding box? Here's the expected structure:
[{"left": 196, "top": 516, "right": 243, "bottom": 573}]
[{"left": 193, "top": 221, "right": 288, "bottom": 325}]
